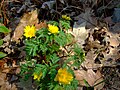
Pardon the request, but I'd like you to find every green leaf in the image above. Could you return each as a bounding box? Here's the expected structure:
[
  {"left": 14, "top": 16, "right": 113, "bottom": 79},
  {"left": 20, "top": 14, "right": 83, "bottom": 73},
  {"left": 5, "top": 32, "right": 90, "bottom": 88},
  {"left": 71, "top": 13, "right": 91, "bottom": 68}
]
[
  {"left": 59, "top": 20, "right": 70, "bottom": 30},
  {"left": 0, "top": 39, "right": 3, "bottom": 46},
  {"left": 49, "top": 54, "right": 60, "bottom": 65},
  {"left": 34, "top": 64, "right": 48, "bottom": 79},
  {"left": 25, "top": 39, "right": 39, "bottom": 56},
  {"left": 53, "top": 85, "right": 64, "bottom": 90},
  {"left": 47, "top": 21, "right": 59, "bottom": 26},
  {"left": 0, "top": 52, "right": 7, "bottom": 58},
  {"left": 39, "top": 43, "right": 48, "bottom": 54},
  {"left": 71, "top": 79, "right": 78, "bottom": 89},
  {"left": 0, "top": 26, "right": 10, "bottom": 33},
  {"left": 54, "top": 31, "right": 67, "bottom": 46},
  {"left": 49, "top": 44, "right": 60, "bottom": 53}
]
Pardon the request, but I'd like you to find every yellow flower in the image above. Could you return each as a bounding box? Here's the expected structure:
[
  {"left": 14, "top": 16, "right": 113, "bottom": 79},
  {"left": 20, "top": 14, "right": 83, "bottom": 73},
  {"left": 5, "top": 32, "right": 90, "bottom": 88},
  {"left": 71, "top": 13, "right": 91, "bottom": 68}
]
[
  {"left": 48, "top": 24, "right": 59, "bottom": 34},
  {"left": 24, "top": 25, "right": 36, "bottom": 38},
  {"left": 62, "top": 15, "right": 71, "bottom": 20},
  {"left": 54, "top": 68, "right": 73, "bottom": 84},
  {"left": 33, "top": 72, "right": 42, "bottom": 81}
]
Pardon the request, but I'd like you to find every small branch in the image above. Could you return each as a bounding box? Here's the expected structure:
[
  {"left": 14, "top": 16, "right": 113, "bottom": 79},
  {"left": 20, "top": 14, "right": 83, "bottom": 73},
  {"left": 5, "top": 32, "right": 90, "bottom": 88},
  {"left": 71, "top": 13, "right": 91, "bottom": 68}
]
[
  {"left": 60, "top": 5, "right": 83, "bottom": 13},
  {"left": 17, "top": 4, "right": 26, "bottom": 13}
]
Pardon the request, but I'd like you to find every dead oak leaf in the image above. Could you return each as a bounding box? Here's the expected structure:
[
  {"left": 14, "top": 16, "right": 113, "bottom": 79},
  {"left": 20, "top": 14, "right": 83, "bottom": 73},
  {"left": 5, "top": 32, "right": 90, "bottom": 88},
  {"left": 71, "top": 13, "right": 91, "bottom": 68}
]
[
  {"left": 82, "top": 50, "right": 99, "bottom": 69},
  {"left": 11, "top": 10, "right": 39, "bottom": 43},
  {"left": 73, "top": 21, "right": 89, "bottom": 47},
  {"left": 74, "top": 69, "right": 104, "bottom": 90}
]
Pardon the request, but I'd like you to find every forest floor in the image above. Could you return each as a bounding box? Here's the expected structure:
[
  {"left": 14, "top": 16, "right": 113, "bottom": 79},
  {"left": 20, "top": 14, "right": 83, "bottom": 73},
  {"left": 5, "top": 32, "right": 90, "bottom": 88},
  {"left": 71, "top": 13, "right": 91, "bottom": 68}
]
[{"left": 0, "top": 0, "right": 120, "bottom": 90}]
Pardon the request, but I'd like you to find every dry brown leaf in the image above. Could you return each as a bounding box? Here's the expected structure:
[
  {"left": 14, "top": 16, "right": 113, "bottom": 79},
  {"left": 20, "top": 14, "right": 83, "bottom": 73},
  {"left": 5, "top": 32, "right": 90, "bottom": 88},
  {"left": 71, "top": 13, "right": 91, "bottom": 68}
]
[
  {"left": 35, "top": 20, "right": 47, "bottom": 30},
  {"left": 74, "top": 70, "right": 87, "bottom": 86},
  {"left": 109, "top": 34, "right": 119, "bottom": 47},
  {"left": 2, "top": 68, "right": 11, "bottom": 73},
  {"left": 94, "top": 70, "right": 105, "bottom": 90},
  {"left": 12, "top": 10, "right": 39, "bottom": 43},
  {"left": 0, "top": 78, "right": 5, "bottom": 86},
  {"left": 106, "top": 29, "right": 119, "bottom": 46},
  {"left": 82, "top": 50, "right": 99, "bottom": 69},
  {"left": 74, "top": 69, "right": 104, "bottom": 89},
  {"left": 3, "top": 34, "right": 11, "bottom": 42},
  {"left": 11, "top": 84, "right": 17, "bottom": 90},
  {"left": 0, "top": 71, "right": 17, "bottom": 90},
  {"left": 100, "top": 30, "right": 120, "bottom": 65},
  {"left": 73, "top": 22, "right": 88, "bottom": 47},
  {"left": 102, "top": 47, "right": 120, "bottom": 66},
  {"left": 86, "top": 69, "right": 97, "bottom": 86},
  {"left": 15, "top": 67, "right": 21, "bottom": 74},
  {"left": 4, "top": 47, "right": 12, "bottom": 54},
  {"left": 0, "top": 82, "right": 10, "bottom": 90},
  {"left": 0, "top": 60, "right": 6, "bottom": 69},
  {"left": 0, "top": 73, "right": 6, "bottom": 86}
]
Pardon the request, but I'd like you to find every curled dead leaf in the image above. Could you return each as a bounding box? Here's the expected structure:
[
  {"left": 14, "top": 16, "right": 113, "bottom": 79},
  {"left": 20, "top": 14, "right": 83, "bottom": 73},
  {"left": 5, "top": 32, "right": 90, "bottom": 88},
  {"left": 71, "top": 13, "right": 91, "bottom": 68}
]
[{"left": 11, "top": 10, "right": 39, "bottom": 43}]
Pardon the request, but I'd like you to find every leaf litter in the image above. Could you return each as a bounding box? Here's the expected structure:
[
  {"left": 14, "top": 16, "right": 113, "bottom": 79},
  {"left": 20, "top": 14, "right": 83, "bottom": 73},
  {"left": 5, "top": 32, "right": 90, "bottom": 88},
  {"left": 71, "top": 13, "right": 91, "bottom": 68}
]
[{"left": 0, "top": 0, "right": 120, "bottom": 90}]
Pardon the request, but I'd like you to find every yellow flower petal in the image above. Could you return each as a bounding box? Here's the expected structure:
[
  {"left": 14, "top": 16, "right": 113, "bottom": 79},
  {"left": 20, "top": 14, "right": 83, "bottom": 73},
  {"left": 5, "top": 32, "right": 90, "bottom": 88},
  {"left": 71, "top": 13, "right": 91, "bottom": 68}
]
[
  {"left": 33, "top": 74, "right": 38, "bottom": 80},
  {"left": 24, "top": 25, "right": 36, "bottom": 38},
  {"left": 62, "top": 15, "right": 71, "bottom": 20},
  {"left": 33, "top": 72, "right": 42, "bottom": 81},
  {"left": 54, "top": 68, "right": 73, "bottom": 84},
  {"left": 48, "top": 24, "right": 59, "bottom": 34}
]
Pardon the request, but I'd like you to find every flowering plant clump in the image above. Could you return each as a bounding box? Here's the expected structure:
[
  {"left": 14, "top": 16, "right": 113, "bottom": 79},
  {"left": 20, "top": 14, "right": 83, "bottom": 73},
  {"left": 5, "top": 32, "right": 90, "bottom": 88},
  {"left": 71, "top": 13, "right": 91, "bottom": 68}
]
[{"left": 20, "top": 15, "right": 85, "bottom": 90}]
